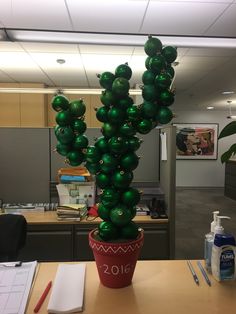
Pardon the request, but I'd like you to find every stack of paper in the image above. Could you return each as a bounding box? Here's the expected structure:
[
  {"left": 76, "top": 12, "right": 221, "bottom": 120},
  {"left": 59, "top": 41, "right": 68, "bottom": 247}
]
[
  {"left": 47, "top": 263, "right": 86, "bottom": 314},
  {"left": 56, "top": 204, "right": 87, "bottom": 221}
]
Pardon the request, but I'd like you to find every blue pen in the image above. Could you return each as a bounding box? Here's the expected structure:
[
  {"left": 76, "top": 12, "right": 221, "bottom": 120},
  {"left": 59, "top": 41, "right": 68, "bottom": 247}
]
[
  {"left": 197, "top": 261, "right": 211, "bottom": 286},
  {"left": 187, "top": 260, "right": 199, "bottom": 285}
]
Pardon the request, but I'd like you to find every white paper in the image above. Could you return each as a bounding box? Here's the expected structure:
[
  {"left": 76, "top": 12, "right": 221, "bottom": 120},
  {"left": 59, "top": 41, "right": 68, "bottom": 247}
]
[
  {"left": 47, "top": 264, "right": 86, "bottom": 314},
  {"left": 0, "top": 261, "right": 37, "bottom": 314},
  {"left": 160, "top": 132, "right": 167, "bottom": 161}
]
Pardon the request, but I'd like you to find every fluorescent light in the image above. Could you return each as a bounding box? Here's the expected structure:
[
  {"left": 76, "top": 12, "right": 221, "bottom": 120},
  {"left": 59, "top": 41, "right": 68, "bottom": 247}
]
[
  {"left": 222, "top": 91, "right": 235, "bottom": 95},
  {"left": 227, "top": 115, "right": 236, "bottom": 119},
  {"left": 207, "top": 106, "right": 214, "bottom": 110}
]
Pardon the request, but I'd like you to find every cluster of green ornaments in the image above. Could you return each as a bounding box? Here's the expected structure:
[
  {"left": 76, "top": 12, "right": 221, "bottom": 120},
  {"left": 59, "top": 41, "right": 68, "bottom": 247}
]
[{"left": 52, "top": 36, "right": 177, "bottom": 242}]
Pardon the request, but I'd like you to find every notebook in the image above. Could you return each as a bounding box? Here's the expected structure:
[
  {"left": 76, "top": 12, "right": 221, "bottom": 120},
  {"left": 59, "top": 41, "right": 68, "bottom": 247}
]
[{"left": 47, "top": 263, "right": 86, "bottom": 314}]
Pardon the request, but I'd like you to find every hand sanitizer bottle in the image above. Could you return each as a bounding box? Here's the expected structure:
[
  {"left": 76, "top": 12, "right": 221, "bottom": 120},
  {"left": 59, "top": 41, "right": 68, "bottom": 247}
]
[
  {"left": 204, "top": 211, "right": 219, "bottom": 273},
  {"left": 211, "top": 216, "right": 236, "bottom": 281}
]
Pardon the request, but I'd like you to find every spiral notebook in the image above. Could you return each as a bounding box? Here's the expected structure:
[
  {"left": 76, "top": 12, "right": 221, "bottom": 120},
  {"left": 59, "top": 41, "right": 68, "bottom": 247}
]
[{"left": 47, "top": 263, "right": 86, "bottom": 314}]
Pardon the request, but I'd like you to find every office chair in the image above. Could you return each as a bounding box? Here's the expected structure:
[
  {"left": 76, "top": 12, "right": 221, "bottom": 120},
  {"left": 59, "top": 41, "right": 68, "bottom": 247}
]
[{"left": 0, "top": 214, "right": 27, "bottom": 262}]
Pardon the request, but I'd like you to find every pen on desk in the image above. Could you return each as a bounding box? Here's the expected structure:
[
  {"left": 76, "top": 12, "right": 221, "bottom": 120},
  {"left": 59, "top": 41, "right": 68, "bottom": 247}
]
[
  {"left": 187, "top": 260, "right": 199, "bottom": 285},
  {"left": 34, "top": 280, "right": 52, "bottom": 313},
  {"left": 197, "top": 261, "right": 211, "bottom": 286}
]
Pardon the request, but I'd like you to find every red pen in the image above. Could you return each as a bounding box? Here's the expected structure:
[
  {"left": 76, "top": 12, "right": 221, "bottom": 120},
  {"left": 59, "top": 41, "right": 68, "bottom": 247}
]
[{"left": 34, "top": 280, "right": 52, "bottom": 313}]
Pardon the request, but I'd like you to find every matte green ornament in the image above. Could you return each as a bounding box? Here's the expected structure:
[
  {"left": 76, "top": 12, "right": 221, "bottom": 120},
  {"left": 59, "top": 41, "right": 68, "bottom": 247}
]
[
  {"left": 73, "top": 134, "right": 88, "bottom": 149},
  {"left": 99, "top": 153, "right": 118, "bottom": 173},
  {"left": 108, "top": 106, "right": 126, "bottom": 124},
  {"left": 142, "top": 70, "right": 155, "bottom": 85},
  {"left": 71, "top": 119, "right": 87, "bottom": 134},
  {"left": 110, "top": 204, "right": 132, "bottom": 227},
  {"left": 117, "top": 96, "right": 134, "bottom": 110},
  {"left": 112, "top": 170, "right": 133, "bottom": 189},
  {"left": 144, "top": 36, "right": 162, "bottom": 56},
  {"left": 95, "top": 106, "right": 109, "bottom": 123},
  {"left": 98, "top": 71, "right": 115, "bottom": 90},
  {"left": 155, "top": 73, "right": 172, "bottom": 90},
  {"left": 51, "top": 94, "right": 69, "bottom": 112},
  {"left": 166, "top": 65, "right": 175, "bottom": 79},
  {"left": 141, "top": 101, "right": 158, "bottom": 119},
  {"left": 94, "top": 136, "right": 109, "bottom": 153},
  {"left": 156, "top": 106, "right": 173, "bottom": 124},
  {"left": 149, "top": 55, "right": 166, "bottom": 74},
  {"left": 119, "top": 123, "right": 136, "bottom": 137},
  {"left": 145, "top": 56, "right": 151, "bottom": 70},
  {"left": 159, "top": 90, "right": 175, "bottom": 106},
  {"left": 98, "top": 203, "right": 111, "bottom": 221},
  {"left": 162, "top": 46, "right": 178, "bottom": 64},
  {"left": 142, "top": 84, "right": 157, "bottom": 102},
  {"left": 56, "top": 126, "right": 74, "bottom": 144},
  {"left": 115, "top": 63, "right": 132, "bottom": 80},
  {"left": 100, "top": 188, "right": 120, "bottom": 208},
  {"left": 85, "top": 162, "right": 100, "bottom": 175},
  {"left": 120, "top": 152, "right": 139, "bottom": 171},
  {"left": 96, "top": 172, "right": 111, "bottom": 189},
  {"left": 85, "top": 146, "right": 101, "bottom": 163},
  {"left": 98, "top": 221, "right": 119, "bottom": 241},
  {"left": 69, "top": 99, "right": 86, "bottom": 117},
  {"left": 136, "top": 119, "right": 153, "bottom": 134},
  {"left": 120, "top": 221, "right": 139, "bottom": 239},
  {"left": 121, "top": 187, "right": 141, "bottom": 207},
  {"left": 100, "top": 90, "right": 116, "bottom": 107},
  {"left": 112, "top": 77, "right": 130, "bottom": 97},
  {"left": 67, "top": 150, "right": 84, "bottom": 166},
  {"left": 101, "top": 122, "right": 117, "bottom": 138},
  {"left": 56, "top": 110, "right": 72, "bottom": 126},
  {"left": 126, "top": 105, "right": 140, "bottom": 122},
  {"left": 108, "top": 136, "right": 128, "bottom": 154},
  {"left": 127, "top": 136, "right": 142, "bottom": 152},
  {"left": 56, "top": 142, "right": 71, "bottom": 156}
]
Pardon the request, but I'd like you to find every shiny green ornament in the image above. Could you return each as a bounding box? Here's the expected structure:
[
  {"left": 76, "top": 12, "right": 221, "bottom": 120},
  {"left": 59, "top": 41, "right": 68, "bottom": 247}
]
[
  {"left": 166, "top": 65, "right": 175, "bottom": 79},
  {"left": 149, "top": 55, "right": 166, "bottom": 74},
  {"left": 94, "top": 136, "right": 109, "bottom": 153},
  {"left": 144, "top": 36, "right": 162, "bottom": 56},
  {"left": 71, "top": 119, "right": 87, "bottom": 134},
  {"left": 155, "top": 73, "right": 172, "bottom": 90},
  {"left": 56, "top": 110, "right": 72, "bottom": 126},
  {"left": 56, "top": 142, "right": 71, "bottom": 156},
  {"left": 142, "top": 70, "right": 155, "bottom": 85},
  {"left": 96, "top": 106, "right": 109, "bottom": 123},
  {"left": 100, "top": 188, "right": 120, "bottom": 208},
  {"left": 98, "top": 221, "right": 119, "bottom": 241},
  {"left": 51, "top": 94, "right": 69, "bottom": 112},
  {"left": 112, "top": 171, "right": 133, "bottom": 189},
  {"left": 159, "top": 90, "right": 175, "bottom": 106},
  {"left": 69, "top": 99, "right": 86, "bottom": 117},
  {"left": 145, "top": 56, "right": 151, "bottom": 70},
  {"left": 141, "top": 101, "right": 158, "bottom": 119},
  {"left": 142, "top": 85, "right": 157, "bottom": 102},
  {"left": 120, "top": 152, "right": 139, "bottom": 171},
  {"left": 156, "top": 106, "right": 173, "bottom": 124},
  {"left": 67, "top": 150, "right": 84, "bottom": 166},
  {"left": 108, "top": 106, "right": 126, "bottom": 124},
  {"left": 101, "top": 122, "right": 117, "bottom": 138},
  {"left": 98, "top": 71, "right": 115, "bottom": 90},
  {"left": 108, "top": 136, "right": 128, "bottom": 154},
  {"left": 73, "top": 134, "right": 88, "bottom": 149},
  {"left": 127, "top": 105, "right": 140, "bottom": 122},
  {"left": 162, "top": 46, "right": 177, "bottom": 64},
  {"left": 85, "top": 162, "right": 100, "bottom": 175},
  {"left": 117, "top": 96, "right": 134, "bottom": 110},
  {"left": 85, "top": 146, "right": 101, "bottom": 163},
  {"left": 98, "top": 203, "right": 111, "bottom": 221},
  {"left": 54, "top": 125, "right": 60, "bottom": 137},
  {"left": 99, "top": 153, "right": 118, "bottom": 173},
  {"left": 130, "top": 206, "right": 137, "bottom": 219},
  {"left": 136, "top": 119, "right": 153, "bottom": 134},
  {"left": 100, "top": 90, "right": 116, "bottom": 107},
  {"left": 120, "top": 222, "right": 139, "bottom": 239},
  {"left": 121, "top": 187, "right": 141, "bottom": 207},
  {"left": 115, "top": 63, "right": 132, "bottom": 80},
  {"left": 96, "top": 172, "right": 111, "bottom": 189},
  {"left": 56, "top": 126, "right": 74, "bottom": 144},
  {"left": 110, "top": 204, "right": 132, "bottom": 227},
  {"left": 119, "top": 123, "right": 136, "bottom": 137},
  {"left": 127, "top": 136, "right": 142, "bottom": 152},
  {"left": 112, "top": 77, "right": 130, "bottom": 97}
]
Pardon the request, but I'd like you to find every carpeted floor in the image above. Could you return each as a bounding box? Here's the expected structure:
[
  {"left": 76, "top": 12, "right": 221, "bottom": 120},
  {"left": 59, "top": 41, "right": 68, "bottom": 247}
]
[{"left": 175, "top": 188, "right": 236, "bottom": 259}]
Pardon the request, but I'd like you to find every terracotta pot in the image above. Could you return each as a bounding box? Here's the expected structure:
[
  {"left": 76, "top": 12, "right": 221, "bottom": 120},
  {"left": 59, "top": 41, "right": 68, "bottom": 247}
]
[{"left": 89, "top": 229, "right": 144, "bottom": 288}]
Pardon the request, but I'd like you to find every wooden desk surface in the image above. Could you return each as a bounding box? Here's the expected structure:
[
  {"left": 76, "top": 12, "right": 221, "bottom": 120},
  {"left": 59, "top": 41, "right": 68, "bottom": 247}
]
[{"left": 26, "top": 260, "right": 236, "bottom": 314}]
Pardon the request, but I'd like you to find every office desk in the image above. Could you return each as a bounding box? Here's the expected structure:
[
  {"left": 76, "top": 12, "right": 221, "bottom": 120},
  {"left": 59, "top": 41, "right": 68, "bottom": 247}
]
[{"left": 26, "top": 260, "right": 236, "bottom": 314}]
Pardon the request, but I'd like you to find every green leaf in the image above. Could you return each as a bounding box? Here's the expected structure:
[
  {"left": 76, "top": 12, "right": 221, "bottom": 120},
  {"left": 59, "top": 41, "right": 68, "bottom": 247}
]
[
  {"left": 221, "top": 143, "right": 236, "bottom": 163},
  {"left": 218, "top": 121, "right": 236, "bottom": 139}
]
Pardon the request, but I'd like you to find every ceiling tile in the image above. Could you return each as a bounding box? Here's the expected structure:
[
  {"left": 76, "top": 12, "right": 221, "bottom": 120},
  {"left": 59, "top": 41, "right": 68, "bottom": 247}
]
[
  {"left": 67, "top": 0, "right": 148, "bottom": 33},
  {"left": 141, "top": 2, "right": 229, "bottom": 36},
  {"left": 0, "top": 42, "right": 25, "bottom": 52},
  {"left": 21, "top": 43, "right": 79, "bottom": 53},
  {"left": 79, "top": 44, "right": 134, "bottom": 55},
  {"left": 186, "top": 47, "right": 236, "bottom": 57},
  {"left": 177, "top": 55, "right": 229, "bottom": 72},
  {"left": 0, "top": 70, "right": 16, "bottom": 83}
]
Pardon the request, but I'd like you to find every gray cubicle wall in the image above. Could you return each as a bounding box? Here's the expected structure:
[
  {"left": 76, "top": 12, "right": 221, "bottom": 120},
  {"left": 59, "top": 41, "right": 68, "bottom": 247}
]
[
  {"left": 0, "top": 128, "right": 50, "bottom": 203},
  {"left": 50, "top": 127, "right": 160, "bottom": 182}
]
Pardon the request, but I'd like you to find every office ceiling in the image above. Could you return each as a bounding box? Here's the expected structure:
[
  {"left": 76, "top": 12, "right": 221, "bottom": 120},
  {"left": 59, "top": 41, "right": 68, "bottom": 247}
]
[{"left": 0, "top": 0, "right": 236, "bottom": 111}]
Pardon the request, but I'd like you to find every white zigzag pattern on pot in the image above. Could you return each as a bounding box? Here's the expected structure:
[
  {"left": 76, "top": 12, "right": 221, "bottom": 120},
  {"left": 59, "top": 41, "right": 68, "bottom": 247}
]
[{"left": 89, "top": 241, "right": 142, "bottom": 254}]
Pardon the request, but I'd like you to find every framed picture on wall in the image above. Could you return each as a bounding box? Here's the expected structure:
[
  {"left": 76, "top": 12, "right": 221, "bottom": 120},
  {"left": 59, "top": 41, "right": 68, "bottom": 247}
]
[{"left": 173, "top": 123, "right": 218, "bottom": 160}]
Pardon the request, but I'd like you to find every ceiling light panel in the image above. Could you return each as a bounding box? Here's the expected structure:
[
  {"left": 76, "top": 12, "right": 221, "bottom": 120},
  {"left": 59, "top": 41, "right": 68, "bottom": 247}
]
[
  {"left": 66, "top": 0, "right": 148, "bottom": 33},
  {"left": 79, "top": 44, "right": 134, "bottom": 55},
  {"left": 21, "top": 43, "right": 79, "bottom": 53}
]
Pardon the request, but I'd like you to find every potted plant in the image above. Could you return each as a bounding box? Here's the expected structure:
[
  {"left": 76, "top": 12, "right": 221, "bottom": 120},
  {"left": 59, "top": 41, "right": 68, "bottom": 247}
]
[
  {"left": 51, "top": 36, "right": 177, "bottom": 288},
  {"left": 218, "top": 121, "right": 236, "bottom": 162}
]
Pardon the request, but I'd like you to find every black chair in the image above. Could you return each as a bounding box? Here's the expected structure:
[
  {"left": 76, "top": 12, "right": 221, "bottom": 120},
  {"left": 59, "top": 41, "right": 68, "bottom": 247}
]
[{"left": 0, "top": 214, "right": 27, "bottom": 262}]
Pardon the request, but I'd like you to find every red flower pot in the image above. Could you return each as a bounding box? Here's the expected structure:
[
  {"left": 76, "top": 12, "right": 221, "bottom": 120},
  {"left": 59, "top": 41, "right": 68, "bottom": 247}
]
[{"left": 89, "top": 229, "right": 144, "bottom": 288}]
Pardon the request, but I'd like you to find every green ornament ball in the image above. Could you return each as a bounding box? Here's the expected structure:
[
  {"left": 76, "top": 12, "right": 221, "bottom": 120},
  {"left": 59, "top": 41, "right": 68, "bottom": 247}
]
[
  {"left": 162, "top": 46, "right": 178, "bottom": 64},
  {"left": 159, "top": 90, "right": 175, "bottom": 106},
  {"left": 56, "top": 126, "right": 74, "bottom": 144},
  {"left": 112, "top": 170, "right": 133, "bottom": 189},
  {"left": 100, "top": 90, "right": 116, "bottom": 107},
  {"left": 101, "top": 122, "right": 117, "bottom": 138},
  {"left": 136, "top": 119, "right": 153, "bottom": 134},
  {"left": 126, "top": 105, "right": 140, "bottom": 122},
  {"left": 96, "top": 172, "right": 111, "bottom": 189},
  {"left": 71, "top": 119, "right": 87, "bottom": 134},
  {"left": 112, "top": 77, "right": 130, "bottom": 97},
  {"left": 99, "top": 153, "right": 118, "bottom": 173},
  {"left": 98, "top": 221, "right": 119, "bottom": 241},
  {"left": 67, "top": 150, "right": 84, "bottom": 166},
  {"left": 155, "top": 73, "right": 172, "bottom": 90},
  {"left": 166, "top": 65, "right": 175, "bottom": 79},
  {"left": 51, "top": 94, "right": 69, "bottom": 112},
  {"left": 69, "top": 99, "right": 86, "bottom": 117},
  {"left": 108, "top": 136, "right": 128, "bottom": 154},
  {"left": 108, "top": 106, "right": 126, "bottom": 124},
  {"left": 120, "top": 152, "right": 139, "bottom": 171},
  {"left": 117, "top": 96, "right": 134, "bottom": 110},
  {"left": 110, "top": 204, "right": 132, "bottom": 227},
  {"left": 56, "top": 110, "right": 72, "bottom": 127},
  {"left": 142, "top": 70, "right": 155, "bottom": 85},
  {"left": 142, "top": 84, "right": 157, "bottom": 102},
  {"left": 121, "top": 187, "right": 141, "bottom": 207},
  {"left": 156, "top": 106, "right": 173, "bottom": 124},
  {"left": 100, "top": 188, "right": 120, "bottom": 208},
  {"left": 145, "top": 56, "right": 151, "bottom": 70},
  {"left": 85, "top": 161, "right": 100, "bottom": 175},
  {"left": 115, "top": 63, "right": 132, "bottom": 80},
  {"left": 94, "top": 136, "right": 109, "bottom": 153},
  {"left": 149, "top": 55, "right": 166, "bottom": 75},
  {"left": 98, "top": 71, "right": 115, "bottom": 90},
  {"left": 73, "top": 134, "right": 88, "bottom": 149},
  {"left": 141, "top": 101, "right": 158, "bottom": 119},
  {"left": 98, "top": 203, "right": 111, "bottom": 221},
  {"left": 120, "top": 222, "right": 139, "bottom": 239},
  {"left": 85, "top": 146, "right": 101, "bottom": 163},
  {"left": 144, "top": 36, "right": 162, "bottom": 56},
  {"left": 119, "top": 123, "right": 136, "bottom": 137},
  {"left": 127, "top": 136, "right": 142, "bottom": 152},
  {"left": 96, "top": 106, "right": 109, "bottom": 123},
  {"left": 56, "top": 142, "right": 71, "bottom": 156}
]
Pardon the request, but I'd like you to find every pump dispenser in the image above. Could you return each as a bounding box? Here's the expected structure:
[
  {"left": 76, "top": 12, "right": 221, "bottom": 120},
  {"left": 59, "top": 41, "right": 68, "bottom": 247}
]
[{"left": 204, "top": 211, "right": 219, "bottom": 272}]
